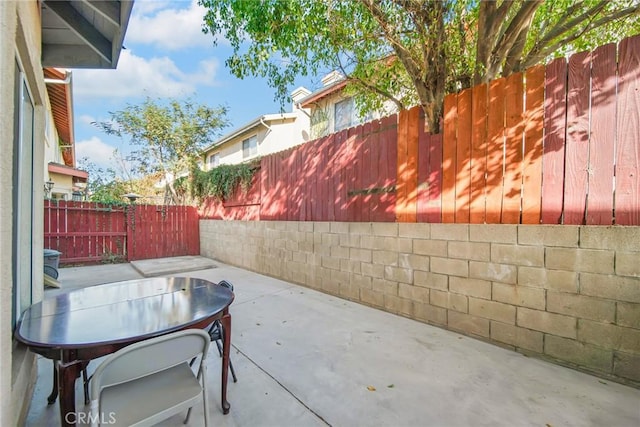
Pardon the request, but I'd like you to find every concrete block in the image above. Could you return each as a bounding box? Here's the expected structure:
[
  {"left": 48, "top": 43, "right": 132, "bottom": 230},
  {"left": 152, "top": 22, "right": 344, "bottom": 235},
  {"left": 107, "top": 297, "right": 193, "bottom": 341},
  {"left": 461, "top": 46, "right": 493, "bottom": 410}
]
[
  {"left": 492, "top": 283, "right": 546, "bottom": 310},
  {"left": 384, "top": 294, "right": 413, "bottom": 317},
  {"left": 448, "top": 241, "right": 491, "bottom": 261},
  {"left": 372, "top": 222, "right": 398, "bottom": 236},
  {"left": 339, "top": 282, "right": 360, "bottom": 301},
  {"left": 298, "top": 222, "right": 313, "bottom": 232},
  {"left": 517, "top": 225, "right": 579, "bottom": 247},
  {"left": 372, "top": 250, "right": 398, "bottom": 266},
  {"left": 321, "top": 278, "right": 340, "bottom": 295},
  {"left": 449, "top": 277, "right": 491, "bottom": 299},
  {"left": 431, "top": 224, "right": 469, "bottom": 241},
  {"left": 517, "top": 307, "right": 577, "bottom": 339},
  {"left": 580, "top": 226, "right": 640, "bottom": 251},
  {"left": 616, "top": 302, "right": 640, "bottom": 329},
  {"left": 490, "top": 322, "right": 543, "bottom": 353},
  {"left": 469, "top": 224, "right": 517, "bottom": 244},
  {"left": 614, "top": 352, "right": 640, "bottom": 382},
  {"left": 414, "top": 271, "right": 448, "bottom": 291},
  {"left": 314, "top": 222, "right": 330, "bottom": 232},
  {"left": 349, "top": 248, "right": 372, "bottom": 263},
  {"left": 398, "top": 223, "right": 430, "bottom": 239},
  {"left": 469, "top": 261, "right": 517, "bottom": 284},
  {"left": 399, "top": 283, "right": 430, "bottom": 303},
  {"left": 321, "top": 256, "right": 341, "bottom": 271},
  {"left": 330, "top": 245, "right": 349, "bottom": 259},
  {"left": 372, "top": 278, "right": 398, "bottom": 296},
  {"left": 547, "top": 291, "right": 616, "bottom": 323},
  {"left": 518, "top": 267, "right": 578, "bottom": 293},
  {"left": 360, "top": 288, "right": 384, "bottom": 307},
  {"left": 431, "top": 257, "right": 469, "bottom": 277},
  {"left": 580, "top": 273, "right": 640, "bottom": 303},
  {"left": 350, "top": 272, "right": 372, "bottom": 290},
  {"left": 349, "top": 222, "right": 372, "bottom": 235},
  {"left": 361, "top": 262, "right": 384, "bottom": 279},
  {"left": 413, "top": 239, "right": 448, "bottom": 257},
  {"left": 384, "top": 265, "right": 413, "bottom": 284},
  {"left": 546, "top": 248, "right": 614, "bottom": 274},
  {"left": 340, "top": 233, "right": 361, "bottom": 248},
  {"left": 397, "top": 238, "right": 413, "bottom": 253},
  {"left": 578, "top": 319, "right": 640, "bottom": 353},
  {"left": 469, "top": 297, "right": 516, "bottom": 324},
  {"left": 398, "top": 253, "right": 429, "bottom": 271},
  {"left": 330, "top": 222, "right": 349, "bottom": 234},
  {"left": 430, "top": 289, "right": 468, "bottom": 313},
  {"left": 491, "top": 244, "right": 544, "bottom": 267},
  {"left": 414, "top": 302, "right": 447, "bottom": 325},
  {"left": 616, "top": 252, "right": 640, "bottom": 277},
  {"left": 340, "top": 259, "right": 361, "bottom": 273},
  {"left": 544, "top": 334, "right": 613, "bottom": 373},
  {"left": 321, "top": 233, "right": 340, "bottom": 247},
  {"left": 448, "top": 311, "right": 490, "bottom": 337}
]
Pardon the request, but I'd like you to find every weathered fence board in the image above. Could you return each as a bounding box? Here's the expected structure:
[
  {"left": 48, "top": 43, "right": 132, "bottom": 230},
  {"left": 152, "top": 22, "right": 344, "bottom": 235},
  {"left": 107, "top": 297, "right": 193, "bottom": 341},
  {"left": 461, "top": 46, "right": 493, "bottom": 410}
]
[{"left": 615, "top": 34, "right": 640, "bottom": 225}]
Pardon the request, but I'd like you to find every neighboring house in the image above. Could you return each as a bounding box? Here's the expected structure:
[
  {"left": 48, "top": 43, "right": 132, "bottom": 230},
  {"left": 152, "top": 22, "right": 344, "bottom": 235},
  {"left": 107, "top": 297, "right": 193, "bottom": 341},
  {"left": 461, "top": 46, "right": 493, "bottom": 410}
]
[
  {"left": 0, "top": 1, "right": 132, "bottom": 425},
  {"left": 299, "top": 71, "right": 398, "bottom": 139},
  {"left": 202, "top": 87, "right": 311, "bottom": 169},
  {"left": 44, "top": 67, "right": 88, "bottom": 201}
]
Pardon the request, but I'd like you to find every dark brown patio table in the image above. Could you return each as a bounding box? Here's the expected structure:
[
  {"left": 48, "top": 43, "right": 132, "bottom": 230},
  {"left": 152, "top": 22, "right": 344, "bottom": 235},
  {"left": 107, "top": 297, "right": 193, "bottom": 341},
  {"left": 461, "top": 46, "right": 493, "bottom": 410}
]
[{"left": 15, "top": 276, "right": 234, "bottom": 426}]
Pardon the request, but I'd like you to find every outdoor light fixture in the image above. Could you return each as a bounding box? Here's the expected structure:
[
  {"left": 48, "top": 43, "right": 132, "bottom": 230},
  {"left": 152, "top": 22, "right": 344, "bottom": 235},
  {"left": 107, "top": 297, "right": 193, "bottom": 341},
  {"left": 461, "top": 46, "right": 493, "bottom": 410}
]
[
  {"left": 123, "top": 193, "right": 142, "bottom": 204},
  {"left": 44, "top": 180, "right": 54, "bottom": 199}
]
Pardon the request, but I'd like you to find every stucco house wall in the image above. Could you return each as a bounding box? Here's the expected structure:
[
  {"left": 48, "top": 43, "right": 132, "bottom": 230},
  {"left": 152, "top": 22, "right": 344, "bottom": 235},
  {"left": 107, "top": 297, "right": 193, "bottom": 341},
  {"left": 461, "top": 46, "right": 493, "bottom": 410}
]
[{"left": 1, "top": 1, "right": 47, "bottom": 425}]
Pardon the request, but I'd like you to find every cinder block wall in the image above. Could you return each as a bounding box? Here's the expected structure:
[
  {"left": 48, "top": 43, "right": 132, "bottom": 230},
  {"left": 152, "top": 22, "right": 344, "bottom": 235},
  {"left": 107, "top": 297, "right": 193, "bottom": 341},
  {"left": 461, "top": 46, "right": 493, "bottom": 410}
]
[{"left": 200, "top": 220, "right": 640, "bottom": 386}]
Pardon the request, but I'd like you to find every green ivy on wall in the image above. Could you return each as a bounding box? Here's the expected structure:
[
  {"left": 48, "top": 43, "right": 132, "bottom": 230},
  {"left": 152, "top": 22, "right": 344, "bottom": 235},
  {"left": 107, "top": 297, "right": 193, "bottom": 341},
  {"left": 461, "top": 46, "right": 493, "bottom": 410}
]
[{"left": 187, "top": 162, "right": 257, "bottom": 201}]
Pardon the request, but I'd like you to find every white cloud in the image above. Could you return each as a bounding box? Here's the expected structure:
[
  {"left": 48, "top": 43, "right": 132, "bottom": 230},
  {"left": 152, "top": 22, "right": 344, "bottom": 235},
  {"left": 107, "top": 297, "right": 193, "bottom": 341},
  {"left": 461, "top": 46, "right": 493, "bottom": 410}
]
[
  {"left": 77, "top": 114, "right": 96, "bottom": 126},
  {"left": 126, "top": 0, "right": 213, "bottom": 50},
  {"left": 72, "top": 50, "right": 219, "bottom": 99},
  {"left": 75, "top": 136, "right": 116, "bottom": 168}
]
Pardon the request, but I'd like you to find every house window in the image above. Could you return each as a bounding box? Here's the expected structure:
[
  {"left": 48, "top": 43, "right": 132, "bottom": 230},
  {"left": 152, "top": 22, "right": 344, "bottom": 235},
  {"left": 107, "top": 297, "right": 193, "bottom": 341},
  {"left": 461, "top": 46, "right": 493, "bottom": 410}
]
[
  {"left": 12, "top": 60, "right": 35, "bottom": 328},
  {"left": 207, "top": 153, "right": 219, "bottom": 169},
  {"left": 242, "top": 135, "right": 257, "bottom": 159},
  {"left": 334, "top": 97, "right": 355, "bottom": 132}
]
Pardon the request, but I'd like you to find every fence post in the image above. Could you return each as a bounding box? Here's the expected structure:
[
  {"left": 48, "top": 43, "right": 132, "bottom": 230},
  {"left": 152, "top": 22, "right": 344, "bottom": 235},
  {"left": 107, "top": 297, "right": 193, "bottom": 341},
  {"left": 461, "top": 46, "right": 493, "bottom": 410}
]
[{"left": 125, "top": 204, "right": 135, "bottom": 261}]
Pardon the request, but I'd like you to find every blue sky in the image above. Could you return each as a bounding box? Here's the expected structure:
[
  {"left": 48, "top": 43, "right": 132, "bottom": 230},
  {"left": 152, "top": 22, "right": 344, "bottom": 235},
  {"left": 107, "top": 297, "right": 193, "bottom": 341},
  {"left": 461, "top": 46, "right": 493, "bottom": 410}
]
[{"left": 71, "top": 0, "right": 321, "bottom": 172}]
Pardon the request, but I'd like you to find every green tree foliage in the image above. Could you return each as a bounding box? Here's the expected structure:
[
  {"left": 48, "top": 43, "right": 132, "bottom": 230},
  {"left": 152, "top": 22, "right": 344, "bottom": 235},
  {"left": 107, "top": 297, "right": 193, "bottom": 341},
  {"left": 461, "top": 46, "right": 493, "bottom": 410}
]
[
  {"left": 94, "top": 97, "right": 228, "bottom": 204},
  {"left": 200, "top": 0, "right": 639, "bottom": 132}
]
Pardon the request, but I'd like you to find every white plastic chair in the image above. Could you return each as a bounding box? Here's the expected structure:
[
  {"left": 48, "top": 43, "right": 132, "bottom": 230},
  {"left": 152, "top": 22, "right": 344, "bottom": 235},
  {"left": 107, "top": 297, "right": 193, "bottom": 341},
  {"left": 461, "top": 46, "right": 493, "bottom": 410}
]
[{"left": 89, "top": 329, "right": 211, "bottom": 427}]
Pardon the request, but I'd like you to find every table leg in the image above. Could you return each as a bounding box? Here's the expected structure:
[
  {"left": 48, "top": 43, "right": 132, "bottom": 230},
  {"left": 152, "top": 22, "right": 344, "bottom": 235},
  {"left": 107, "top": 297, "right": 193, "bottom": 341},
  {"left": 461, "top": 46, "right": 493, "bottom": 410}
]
[
  {"left": 57, "top": 359, "right": 82, "bottom": 427},
  {"left": 220, "top": 312, "right": 231, "bottom": 414},
  {"left": 47, "top": 361, "right": 58, "bottom": 404}
]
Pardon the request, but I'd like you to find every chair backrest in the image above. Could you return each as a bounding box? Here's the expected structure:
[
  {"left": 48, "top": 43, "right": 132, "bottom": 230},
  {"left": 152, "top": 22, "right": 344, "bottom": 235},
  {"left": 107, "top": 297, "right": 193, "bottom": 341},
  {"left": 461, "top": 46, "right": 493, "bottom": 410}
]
[
  {"left": 90, "top": 329, "right": 210, "bottom": 396},
  {"left": 218, "top": 280, "right": 234, "bottom": 291}
]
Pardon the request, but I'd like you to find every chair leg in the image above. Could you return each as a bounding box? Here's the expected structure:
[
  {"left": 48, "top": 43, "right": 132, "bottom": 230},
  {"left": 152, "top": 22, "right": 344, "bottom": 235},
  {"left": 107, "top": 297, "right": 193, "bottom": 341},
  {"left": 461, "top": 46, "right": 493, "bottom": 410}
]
[
  {"left": 215, "top": 339, "right": 237, "bottom": 383},
  {"left": 82, "top": 367, "right": 90, "bottom": 405},
  {"left": 47, "top": 361, "right": 58, "bottom": 404}
]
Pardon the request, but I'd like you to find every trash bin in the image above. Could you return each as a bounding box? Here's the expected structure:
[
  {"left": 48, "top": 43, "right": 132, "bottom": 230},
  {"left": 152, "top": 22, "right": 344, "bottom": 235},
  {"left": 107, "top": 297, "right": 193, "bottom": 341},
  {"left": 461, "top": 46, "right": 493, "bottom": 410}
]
[{"left": 44, "top": 249, "right": 61, "bottom": 270}]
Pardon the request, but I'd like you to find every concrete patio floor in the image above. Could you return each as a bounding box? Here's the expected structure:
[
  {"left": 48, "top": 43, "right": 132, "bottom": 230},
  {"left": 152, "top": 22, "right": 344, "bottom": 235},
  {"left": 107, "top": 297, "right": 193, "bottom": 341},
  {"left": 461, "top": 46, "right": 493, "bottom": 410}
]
[{"left": 26, "top": 258, "right": 640, "bottom": 426}]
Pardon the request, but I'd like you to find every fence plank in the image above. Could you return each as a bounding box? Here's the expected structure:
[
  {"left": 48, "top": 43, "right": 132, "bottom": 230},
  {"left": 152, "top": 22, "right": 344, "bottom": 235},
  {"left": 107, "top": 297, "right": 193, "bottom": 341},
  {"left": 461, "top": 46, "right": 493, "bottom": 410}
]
[
  {"left": 486, "top": 78, "right": 506, "bottom": 223},
  {"left": 522, "top": 65, "right": 545, "bottom": 224},
  {"left": 397, "top": 107, "right": 419, "bottom": 222},
  {"left": 587, "top": 43, "right": 617, "bottom": 225},
  {"left": 502, "top": 72, "right": 524, "bottom": 223},
  {"left": 455, "top": 88, "right": 472, "bottom": 223},
  {"left": 442, "top": 93, "right": 457, "bottom": 223},
  {"left": 564, "top": 51, "right": 592, "bottom": 224},
  {"left": 469, "top": 83, "right": 488, "bottom": 224},
  {"left": 541, "top": 57, "right": 567, "bottom": 224},
  {"left": 615, "top": 34, "right": 640, "bottom": 225}
]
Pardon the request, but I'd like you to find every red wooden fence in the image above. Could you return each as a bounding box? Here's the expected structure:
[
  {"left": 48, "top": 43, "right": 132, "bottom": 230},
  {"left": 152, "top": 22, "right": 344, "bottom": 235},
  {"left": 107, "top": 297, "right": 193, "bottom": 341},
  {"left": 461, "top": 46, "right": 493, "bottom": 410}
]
[
  {"left": 200, "top": 34, "right": 639, "bottom": 226},
  {"left": 44, "top": 201, "right": 200, "bottom": 265}
]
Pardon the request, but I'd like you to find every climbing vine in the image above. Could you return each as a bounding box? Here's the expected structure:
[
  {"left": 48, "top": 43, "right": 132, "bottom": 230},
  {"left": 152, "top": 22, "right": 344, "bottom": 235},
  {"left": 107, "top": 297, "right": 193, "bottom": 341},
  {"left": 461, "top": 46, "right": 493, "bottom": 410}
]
[{"left": 188, "top": 162, "right": 257, "bottom": 201}]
